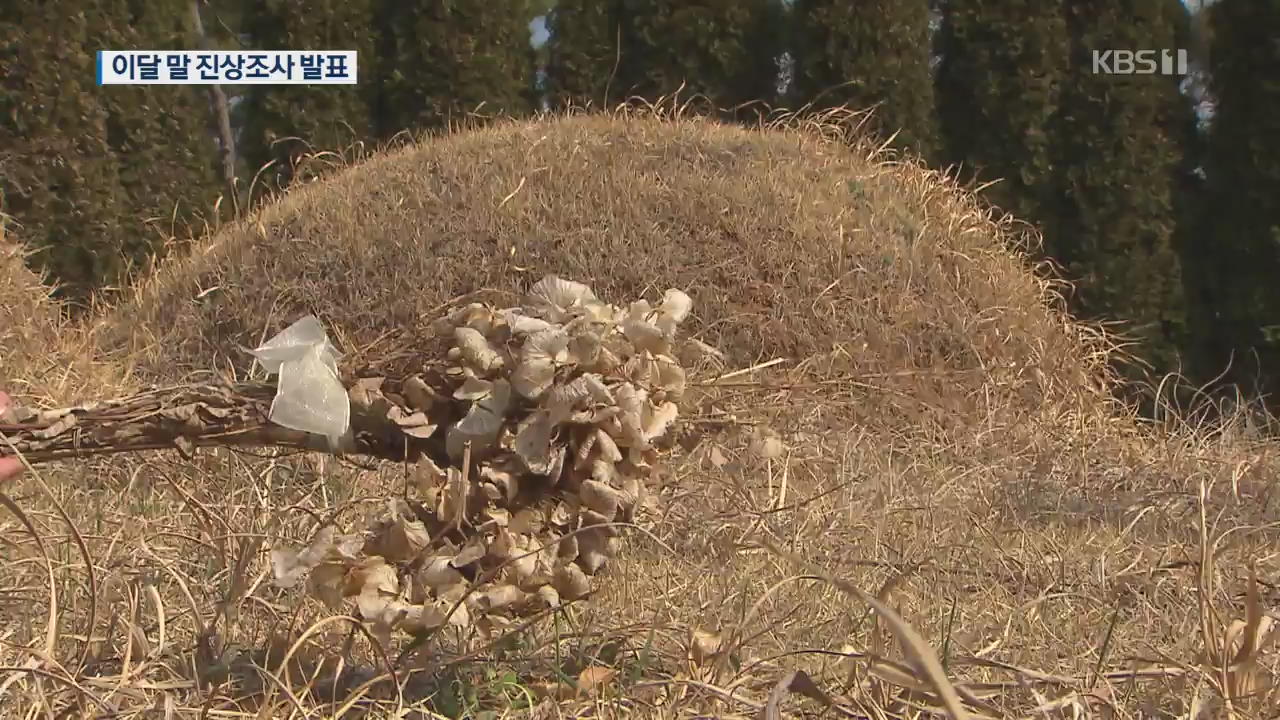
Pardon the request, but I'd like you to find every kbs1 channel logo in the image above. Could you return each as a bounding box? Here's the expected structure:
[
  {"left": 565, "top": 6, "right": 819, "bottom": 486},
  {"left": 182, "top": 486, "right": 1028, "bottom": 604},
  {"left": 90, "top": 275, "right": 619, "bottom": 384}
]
[
  {"left": 96, "top": 50, "right": 358, "bottom": 85},
  {"left": 1091, "top": 48, "right": 1189, "bottom": 76}
]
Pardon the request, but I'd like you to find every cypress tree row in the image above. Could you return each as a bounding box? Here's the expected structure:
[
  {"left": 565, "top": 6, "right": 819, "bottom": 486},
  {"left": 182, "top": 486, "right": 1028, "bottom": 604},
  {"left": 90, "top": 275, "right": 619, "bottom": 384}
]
[
  {"left": 545, "top": 0, "right": 626, "bottom": 109},
  {"left": 790, "top": 0, "right": 938, "bottom": 159},
  {"left": 2, "top": 1, "right": 228, "bottom": 305},
  {"left": 1198, "top": 0, "right": 1280, "bottom": 399},
  {"left": 238, "top": 0, "right": 380, "bottom": 191},
  {"left": 1053, "top": 0, "right": 1195, "bottom": 377},
  {"left": 935, "top": 1, "right": 1068, "bottom": 231},
  {"left": 376, "top": 0, "right": 537, "bottom": 136},
  {"left": 0, "top": 4, "right": 134, "bottom": 304},
  {"left": 99, "top": 0, "right": 223, "bottom": 265},
  {"left": 613, "top": 0, "right": 784, "bottom": 115}
]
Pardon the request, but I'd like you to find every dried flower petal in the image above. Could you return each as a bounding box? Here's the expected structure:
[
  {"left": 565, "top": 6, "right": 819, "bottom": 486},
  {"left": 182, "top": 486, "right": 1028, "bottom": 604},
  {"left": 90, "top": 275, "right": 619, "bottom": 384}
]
[
  {"left": 454, "top": 327, "right": 504, "bottom": 373},
  {"left": 447, "top": 379, "right": 512, "bottom": 459},
  {"left": 528, "top": 276, "right": 599, "bottom": 322},
  {"left": 554, "top": 563, "right": 592, "bottom": 600}
]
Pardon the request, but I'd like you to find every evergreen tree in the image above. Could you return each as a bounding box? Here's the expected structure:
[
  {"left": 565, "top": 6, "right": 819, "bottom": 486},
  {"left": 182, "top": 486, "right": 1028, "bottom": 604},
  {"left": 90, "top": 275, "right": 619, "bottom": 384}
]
[
  {"left": 99, "top": 0, "right": 223, "bottom": 264},
  {"left": 791, "top": 0, "right": 938, "bottom": 159},
  {"left": 614, "top": 0, "right": 784, "bottom": 116},
  {"left": 935, "top": 1, "right": 1068, "bottom": 229},
  {"left": 1053, "top": 0, "right": 1195, "bottom": 376},
  {"left": 1198, "top": 0, "right": 1280, "bottom": 399},
  {"left": 545, "top": 0, "right": 625, "bottom": 109},
  {"left": 375, "top": 0, "right": 537, "bottom": 136},
  {"left": 0, "top": 4, "right": 133, "bottom": 304},
  {"left": 238, "top": 0, "right": 380, "bottom": 191}
]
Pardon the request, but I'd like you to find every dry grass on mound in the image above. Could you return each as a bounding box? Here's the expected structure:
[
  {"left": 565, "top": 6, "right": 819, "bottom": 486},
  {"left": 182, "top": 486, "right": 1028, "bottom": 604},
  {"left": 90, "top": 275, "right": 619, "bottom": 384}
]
[
  {"left": 0, "top": 214, "right": 120, "bottom": 406},
  {"left": 95, "top": 107, "right": 1114, "bottom": 432},
  {"left": 3, "top": 108, "right": 1280, "bottom": 719}
]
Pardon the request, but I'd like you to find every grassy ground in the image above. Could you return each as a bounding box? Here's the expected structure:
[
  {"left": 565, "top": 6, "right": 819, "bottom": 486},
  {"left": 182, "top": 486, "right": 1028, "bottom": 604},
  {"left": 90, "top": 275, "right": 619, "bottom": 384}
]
[{"left": 2, "top": 108, "right": 1279, "bottom": 718}]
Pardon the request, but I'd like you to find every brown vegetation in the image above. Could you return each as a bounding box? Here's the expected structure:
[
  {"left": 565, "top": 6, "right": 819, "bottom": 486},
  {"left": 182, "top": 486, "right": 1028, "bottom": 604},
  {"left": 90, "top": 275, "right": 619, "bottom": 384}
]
[
  {"left": 2, "top": 108, "right": 1279, "bottom": 718},
  {"left": 0, "top": 215, "right": 122, "bottom": 406}
]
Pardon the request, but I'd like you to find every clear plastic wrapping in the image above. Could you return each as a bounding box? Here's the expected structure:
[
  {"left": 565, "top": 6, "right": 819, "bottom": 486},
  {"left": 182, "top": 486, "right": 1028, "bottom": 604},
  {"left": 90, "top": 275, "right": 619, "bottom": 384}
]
[{"left": 249, "top": 315, "right": 349, "bottom": 445}]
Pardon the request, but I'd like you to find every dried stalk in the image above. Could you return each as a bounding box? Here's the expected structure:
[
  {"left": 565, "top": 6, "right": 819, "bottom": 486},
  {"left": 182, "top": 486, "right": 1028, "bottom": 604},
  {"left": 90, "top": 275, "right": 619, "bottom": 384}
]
[{"left": 0, "top": 378, "right": 450, "bottom": 467}]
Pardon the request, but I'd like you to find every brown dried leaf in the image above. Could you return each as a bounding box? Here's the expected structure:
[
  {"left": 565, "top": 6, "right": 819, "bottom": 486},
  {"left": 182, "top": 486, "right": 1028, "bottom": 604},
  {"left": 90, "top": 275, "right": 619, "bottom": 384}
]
[
  {"left": 506, "top": 542, "right": 540, "bottom": 586},
  {"left": 451, "top": 537, "right": 488, "bottom": 569},
  {"left": 308, "top": 562, "right": 349, "bottom": 608},
  {"left": 572, "top": 428, "right": 599, "bottom": 472},
  {"left": 510, "top": 508, "right": 544, "bottom": 535},
  {"left": 486, "top": 526, "right": 516, "bottom": 561},
  {"left": 482, "top": 507, "right": 510, "bottom": 528},
  {"left": 453, "top": 375, "right": 493, "bottom": 401},
  {"left": 198, "top": 405, "right": 237, "bottom": 420},
  {"left": 707, "top": 445, "right": 729, "bottom": 469},
  {"left": 568, "top": 331, "right": 602, "bottom": 367},
  {"left": 614, "top": 383, "right": 649, "bottom": 449},
  {"left": 690, "top": 628, "right": 723, "bottom": 667},
  {"left": 556, "top": 533, "right": 579, "bottom": 563},
  {"left": 550, "top": 501, "right": 575, "bottom": 526},
  {"left": 347, "top": 377, "right": 386, "bottom": 410},
  {"left": 479, "top": 465, "right": 519, "bottom": 504},
  {"left": 345, "top": 557, "right": 398, "bottom": 598},
  {"left": 642, "top": 401, "right": 679, "bottom": 442},
  {"left": 446, "top": 379, "right": 511, "bottom": 459},
  {"left": 355, "top": 590, "right": 403, "bottom": 640},
  {"left": 442, "top": 302, "right": 490, "bottom": 330},
  {"left": 575, "top": 665, "right": 618, "bottom": 698},
  {"left": 764, "top": 670, "right": 835, "bottom": 720},
  {"left": 474, "top": 585, "right": 528, "bottom": 612},
  {"left": 460, "top": 306, "right": 497, "bottom": 335},
  {"left": 512, "top": 336, "right": 566, "bottom": 399},
  {"left": 576, "top": 528, "right": 613, "bottom": 574},
  {"left": 388, "top": 407, "right": 439, "bottom": 440},
  {"left": 370, "top": 500, "right": 431, "bottom": 563},
  {"left": 623, "top": 353, "right": 686, "bottom": 399},
  {"left": 544, "top": 445, "right": 567, "bottom": 484},
  {"left": 515, "top": 413, "right": 557, "bottom": 475},
  {"left": 553, "top": 563, "right": 592, "bottom": 601},
  {"left": 579, "top": 480, "right": 622, "bottom": 519},
  {"left": 500, "top": 309, "right": 555, "bottom": 335},
  {"left": 545, "top": 373, "right": 612, "bottom": 422},
  {"left": 535, "top": 584, "right": 561, "bottom": 608},
  {"left": 619, "top": 476, "right": 644, "bottom": 522},
  {"left": 271, "top": 525, "right": 338, "bottom": 589},
  {"left": 580, "top": 507, "right": 615, "bottom": 531},
  {"left": 527, "top": 276, "right": 599, "bottom": 322},
  {"left": 401, "top": 375, "right": 439, "bottom": 410},
  {"left": 594, "top": 429, "right": 623, "bottom": 462},
  {"left": 622, "top": 301, "right": 668, "bottom": 354},
  {"left": 454, "top": 327, "right": 504, "bottom": 373},
  {"left": 363, "top": 594, "right": 471, "bottom": 645},
  {"left": 417, "top": 556, "right": 468, "bottom": 595},
  {"left": 425, "top": 597, "right": 472, "bottom": 629}
]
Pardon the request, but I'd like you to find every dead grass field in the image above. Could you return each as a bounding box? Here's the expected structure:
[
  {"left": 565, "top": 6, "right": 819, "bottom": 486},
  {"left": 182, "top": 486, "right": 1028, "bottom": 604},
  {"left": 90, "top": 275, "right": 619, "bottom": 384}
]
[{"left": 3, "top": 108, "right": 1280, "bottom": 719}]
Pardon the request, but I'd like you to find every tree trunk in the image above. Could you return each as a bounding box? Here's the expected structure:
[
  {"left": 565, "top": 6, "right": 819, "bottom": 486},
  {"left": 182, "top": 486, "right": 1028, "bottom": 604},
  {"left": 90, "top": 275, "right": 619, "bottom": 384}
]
[{"left": 190, "top": 0, "right": 238, "bottom": 213}]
